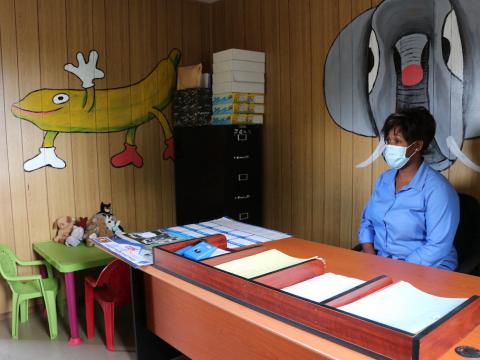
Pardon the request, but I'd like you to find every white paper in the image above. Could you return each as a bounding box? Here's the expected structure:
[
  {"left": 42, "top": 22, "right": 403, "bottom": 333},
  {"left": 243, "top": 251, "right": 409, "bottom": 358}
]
[
  {"left": 134, "top": 231, "right": 157, "bottom": 238},
  {"left": 282, "top": 273, "right": 364, "bottom": 303},
  {"left": 215, "top": 249, "right": 314, "bottom": 279},
  {"left": 210, "top": 248, "right": 230, "bottom": 257},
  {"left": 338, "top": 281, "right": 467, "bottom": 334}
]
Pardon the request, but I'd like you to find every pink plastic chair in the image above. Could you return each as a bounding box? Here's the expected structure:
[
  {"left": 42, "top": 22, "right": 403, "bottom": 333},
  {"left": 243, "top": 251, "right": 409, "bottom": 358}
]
[{"left": 84, "top": 259, "right": 131, "bottom": 351}]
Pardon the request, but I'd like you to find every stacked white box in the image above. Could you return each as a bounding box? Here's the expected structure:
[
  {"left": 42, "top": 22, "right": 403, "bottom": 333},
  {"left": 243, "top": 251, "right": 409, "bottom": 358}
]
[{"left": 212, "top": 49, "right": 265, "bottom": 125}]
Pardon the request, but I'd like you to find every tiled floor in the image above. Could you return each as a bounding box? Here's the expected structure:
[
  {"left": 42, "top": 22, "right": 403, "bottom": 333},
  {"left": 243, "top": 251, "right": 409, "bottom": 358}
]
[{"left": 0, "top": 302, "right": 136, "bottom": 360}]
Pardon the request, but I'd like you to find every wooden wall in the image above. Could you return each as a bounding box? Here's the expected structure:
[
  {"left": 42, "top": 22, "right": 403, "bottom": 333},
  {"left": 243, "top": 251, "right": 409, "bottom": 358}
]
[
  {"left": 211, "top": 0, "right": 480, "bottom": 247},
  {"left": 0, "top": 0, "right": 211, "bottom": 315}
]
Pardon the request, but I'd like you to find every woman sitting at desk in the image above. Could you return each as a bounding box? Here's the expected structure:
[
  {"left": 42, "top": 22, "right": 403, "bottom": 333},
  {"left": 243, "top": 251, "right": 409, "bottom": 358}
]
[{"left": 359, "top": 107, "right": 459, "bottom": 270}]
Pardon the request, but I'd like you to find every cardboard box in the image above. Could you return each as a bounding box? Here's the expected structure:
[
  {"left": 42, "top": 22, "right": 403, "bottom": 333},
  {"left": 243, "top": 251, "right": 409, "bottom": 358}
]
[
  {"left": 213, "top": 71, "right": 265, "bottom": 84},
  {"left": 213, "top": 60, "right": 265, "bottom": 74},
  {"left": 212, "top": 93, "right": 265, "bottom": 105},
  {"left": 213, "top": 81, "right": 265, "bottom": 95},
  {"left": 213, "top": 48, "right": 265, "bottom": 63},
  {"left": 211, "top": 114, "right": 263, "bottom": 125},
  {"left": 213, "top": 103, "right": 265, "bottom": 115}
]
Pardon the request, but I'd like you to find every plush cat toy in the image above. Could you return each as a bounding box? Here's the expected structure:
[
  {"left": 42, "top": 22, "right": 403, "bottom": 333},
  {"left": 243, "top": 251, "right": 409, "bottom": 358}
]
[{"left": 84, "top": 202, "right": 124, "bottom": 246}]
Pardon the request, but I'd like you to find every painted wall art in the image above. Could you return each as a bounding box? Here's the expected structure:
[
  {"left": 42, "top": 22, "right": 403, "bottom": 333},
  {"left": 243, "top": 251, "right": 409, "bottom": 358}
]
[
  {"left": 11, "top": 49, "right": 181, "bottom": 171},
  {"left": 325, "top": 0, "right": 480, "bottom": 172}
]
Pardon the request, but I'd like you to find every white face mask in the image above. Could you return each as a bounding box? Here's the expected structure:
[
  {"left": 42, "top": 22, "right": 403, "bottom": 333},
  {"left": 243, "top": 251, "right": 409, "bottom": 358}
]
[{"left": 383, "top": 142, "right": 417, "bottom": 169}]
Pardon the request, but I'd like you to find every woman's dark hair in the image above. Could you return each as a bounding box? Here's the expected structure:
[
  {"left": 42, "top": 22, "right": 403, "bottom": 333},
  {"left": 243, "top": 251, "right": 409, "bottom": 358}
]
[{"left": 381, "top": 107, "right": 436, "bottom": 153}]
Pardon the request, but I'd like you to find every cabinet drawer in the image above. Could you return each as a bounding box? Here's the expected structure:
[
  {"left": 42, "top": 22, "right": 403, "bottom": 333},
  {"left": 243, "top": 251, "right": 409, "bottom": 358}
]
[
  {"left": 228, "top": 126, "right": 262, "bottom": 155},
  {"left": 225, "top": 198, "right": 262, "bottom": 225}
]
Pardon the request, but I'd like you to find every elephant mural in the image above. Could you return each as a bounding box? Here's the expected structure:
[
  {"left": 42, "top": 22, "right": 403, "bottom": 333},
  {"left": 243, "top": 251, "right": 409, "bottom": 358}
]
[{"left": 325, "top": 0, "right": 480, "bottom": 172}]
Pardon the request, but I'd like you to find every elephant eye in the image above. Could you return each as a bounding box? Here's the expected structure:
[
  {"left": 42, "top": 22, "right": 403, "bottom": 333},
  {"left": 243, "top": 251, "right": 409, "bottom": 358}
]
[
  {"left": 368, "top": 30, "right": 380, "bottom": 93},
  {"left": 442, "top": 10, "right": 463, "bottom": 81},
  {"left": 53, "top": 93, "right": 69, "bottom": 104}
]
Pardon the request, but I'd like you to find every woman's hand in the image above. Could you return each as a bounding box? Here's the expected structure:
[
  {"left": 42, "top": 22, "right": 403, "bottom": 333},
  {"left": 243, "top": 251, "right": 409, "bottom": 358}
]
[{"left": 362, "top": 243, "right": 376, "bottom": 255}]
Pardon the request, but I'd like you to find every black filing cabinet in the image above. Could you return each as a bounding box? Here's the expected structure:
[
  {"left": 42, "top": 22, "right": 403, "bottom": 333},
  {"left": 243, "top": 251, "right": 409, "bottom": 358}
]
[{"left": 174, "top": 125, "right": 262, "bottom": 226}]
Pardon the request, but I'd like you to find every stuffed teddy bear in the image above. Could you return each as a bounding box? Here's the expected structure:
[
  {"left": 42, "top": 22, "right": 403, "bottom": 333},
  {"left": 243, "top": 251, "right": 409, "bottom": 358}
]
[
  {"left": 52, "top": 216, "right": 84, "bottom": 246},
  {"left": 52, "top": 216, "right": 74, "bottom": 244}
]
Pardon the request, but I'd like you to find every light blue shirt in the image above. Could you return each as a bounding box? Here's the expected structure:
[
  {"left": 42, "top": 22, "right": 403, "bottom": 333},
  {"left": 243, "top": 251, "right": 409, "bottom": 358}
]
[{"left": 359, "top": 161, "right": 459, "bottom": 270}]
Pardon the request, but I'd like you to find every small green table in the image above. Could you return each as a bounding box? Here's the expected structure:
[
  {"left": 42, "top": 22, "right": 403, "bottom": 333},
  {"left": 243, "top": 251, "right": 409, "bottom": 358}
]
[{"left": 33, "top": 241, "right": 113, "bottom": 345}]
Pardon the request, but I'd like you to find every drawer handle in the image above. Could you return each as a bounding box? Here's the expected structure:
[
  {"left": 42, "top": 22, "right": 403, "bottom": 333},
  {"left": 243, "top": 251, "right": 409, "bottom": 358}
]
[
  {"left": 237, "top": 133, "right": 248, "bottom": 141},
  {"left": 238, "top": 173, "right": 249, "bottom": 181},
  {"left": 233, "top": 155, "right": 250, "bottom": 160},
  {"left": 239, "top": 212, "right": 249, "bottom": 220},
  {"left": 234, "top": 194, "right": 251, "bottom": 200}
]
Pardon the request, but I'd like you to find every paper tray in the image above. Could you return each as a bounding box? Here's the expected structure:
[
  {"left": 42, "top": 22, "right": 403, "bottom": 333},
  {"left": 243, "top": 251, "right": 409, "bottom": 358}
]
[{"left": 153, "top": 242, "right": 480, "bottom": 359}]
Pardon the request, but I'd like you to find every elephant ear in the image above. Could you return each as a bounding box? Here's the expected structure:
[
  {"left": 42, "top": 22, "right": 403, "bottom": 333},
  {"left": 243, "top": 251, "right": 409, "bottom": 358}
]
[
  {"left": 451, "top": 0, "right": 480, "bottom": 139},
  {"left": 324, "top": 8, "right": 377, "bottom": 137}
]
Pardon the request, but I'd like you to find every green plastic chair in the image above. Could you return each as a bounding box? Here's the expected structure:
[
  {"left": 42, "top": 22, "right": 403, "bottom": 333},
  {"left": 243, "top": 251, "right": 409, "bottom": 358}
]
[{"left": 0, "top": 244, "right": 59, "bottom": 339}]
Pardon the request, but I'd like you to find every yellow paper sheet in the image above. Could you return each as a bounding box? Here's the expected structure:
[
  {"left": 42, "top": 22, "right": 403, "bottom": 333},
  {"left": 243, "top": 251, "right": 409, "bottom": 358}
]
[{"left": 215, "top": 249, "right": 314, "bottom": 279}]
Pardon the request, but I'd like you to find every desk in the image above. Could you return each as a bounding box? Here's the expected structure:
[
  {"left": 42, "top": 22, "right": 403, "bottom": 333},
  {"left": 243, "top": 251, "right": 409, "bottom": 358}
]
[
  {"left": 33, "top": 241, "right": 113, "bottom": 345},
  {"left": 133, "top": 238, "right": 480, "bottom": 359}
]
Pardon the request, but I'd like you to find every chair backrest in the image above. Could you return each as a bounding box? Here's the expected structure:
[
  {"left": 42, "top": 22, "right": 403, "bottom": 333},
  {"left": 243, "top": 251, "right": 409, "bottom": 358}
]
[
  {"left": 96, "top": 259, "right": 131, "bottom": 305},
  {"left": 454, "top": 193, "right": 480, "bottom": 273},
  {"left": 0, "top": 245, "right": 18, "bottom": 281}
]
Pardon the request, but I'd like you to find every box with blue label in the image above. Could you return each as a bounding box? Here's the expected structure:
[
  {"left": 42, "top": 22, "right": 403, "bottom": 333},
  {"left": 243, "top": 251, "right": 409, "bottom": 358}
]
[
  {"left": 213, "top": 103, "right": 265, "bottom": 115},
  {"left": 211, "top": 114, "right": 263, "bottom": 125},
  {"left": 212, "top": 93, "right": 265, "bottom": 105}
]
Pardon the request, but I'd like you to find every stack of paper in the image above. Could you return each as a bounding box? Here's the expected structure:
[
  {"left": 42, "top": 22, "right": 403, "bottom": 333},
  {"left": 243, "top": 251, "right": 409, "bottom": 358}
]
[
  {"left": 211, "top": 49, "right": 265, "bottom": 125},
  {"left": 338, "top": 281, "right": 467, "bottom": 333},
  {"left": 282, "top": 273, "right": 364, "bottom": 303},
  {"left": 215, "top": 249, "right": 313, "bottom": 279},
  {"left": 167, "top": 217, "right": 290, "bottom": 249}
]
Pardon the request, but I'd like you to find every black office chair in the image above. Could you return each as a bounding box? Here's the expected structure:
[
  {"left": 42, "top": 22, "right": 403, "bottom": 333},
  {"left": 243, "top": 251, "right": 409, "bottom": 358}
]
[{"left": 454, "top": 193, "right": 480, "bottom": 275}]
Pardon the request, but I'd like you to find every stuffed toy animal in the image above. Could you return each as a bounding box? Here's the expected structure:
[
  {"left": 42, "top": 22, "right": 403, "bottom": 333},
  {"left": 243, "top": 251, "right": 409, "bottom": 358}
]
[
  {"left": 74, "top": 216, "right": 88, "bottom": 230},
  {"left": 52, "top": 216, "right": 74, "bottom": 245},
  {"left": 105, "top": 214, "right": 123, "bottom": 235},
  {"left": 66, "top": 225, "right": 84, "bottom": 247},
  {"left": 83, "top": 214, "right": 114, "bottom": 246}
]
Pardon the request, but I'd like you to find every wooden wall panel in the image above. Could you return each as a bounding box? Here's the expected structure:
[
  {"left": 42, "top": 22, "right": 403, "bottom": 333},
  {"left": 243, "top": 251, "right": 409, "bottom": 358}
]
[
  {"left": 322, "top": 0, "right": 341, "bottom": 246},
  {"left": 2, "top": 0, "right": 32, "bottom": 263},
  {"left": 0, "top": 0, "right": 15, "bottom": 312},
  {"left": 105, "top": 0, "right": 137, "bottom": 231},
  {"left": 261, "top": 0, "right": 281, "bottom": 229},
  {"left": 0, "top": 0, "right": 210, "bottom": 315},
  {"left": 92, "top": 0, "right": 113, "bottom": 206},
  {"left": 130, "top": 0, "right": 160, "bottom": 231},
  {"left": 289, "top": 0, "right": 312, "bottom": 240},
  {"left": 38, "top": 0, "right": 76, "bottom": 240},
  {"left": 66, "top": 0, "right": 101, "bottom": 218}
]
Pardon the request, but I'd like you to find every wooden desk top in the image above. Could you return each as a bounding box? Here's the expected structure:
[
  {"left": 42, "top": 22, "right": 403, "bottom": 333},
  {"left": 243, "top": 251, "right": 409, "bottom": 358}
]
[{"left": 144, "top": 237, "right": 480, "bottom": 359}]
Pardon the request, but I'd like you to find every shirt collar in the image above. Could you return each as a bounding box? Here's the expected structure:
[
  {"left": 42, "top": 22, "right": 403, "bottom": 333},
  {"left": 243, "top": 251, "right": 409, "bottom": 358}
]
[{"left": 401, "top": 160, "right": 428, "bottom": 192}]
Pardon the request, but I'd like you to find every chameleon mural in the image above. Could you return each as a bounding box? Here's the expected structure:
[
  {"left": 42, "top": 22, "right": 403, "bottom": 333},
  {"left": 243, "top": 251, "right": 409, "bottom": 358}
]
[
  {"left": 324, "top": 0, "right": 480, "bottom": 172},
  {"left": 11, "top": 49, "right": 181, "bottom": 171}
]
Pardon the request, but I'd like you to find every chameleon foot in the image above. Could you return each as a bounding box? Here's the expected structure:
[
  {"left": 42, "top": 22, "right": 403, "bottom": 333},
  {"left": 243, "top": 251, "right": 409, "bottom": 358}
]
[
  {"left": 163, "top": 137, "right": 175, "bottom": 160},
  {"left": 111, "top": 143, "right": 144, "bottom": 168},
  {"left": 24, "top": 147, "right": 66, "bottom": 172}
]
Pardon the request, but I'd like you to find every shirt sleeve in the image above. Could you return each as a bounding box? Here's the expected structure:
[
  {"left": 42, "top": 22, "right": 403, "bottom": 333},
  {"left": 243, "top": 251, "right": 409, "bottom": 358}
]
[
  {"left": 358, "top": 174, "right": 383, "bottom": 245},
  {"left": 405, "top": 183, "right": 459, "bottom": 267}
]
